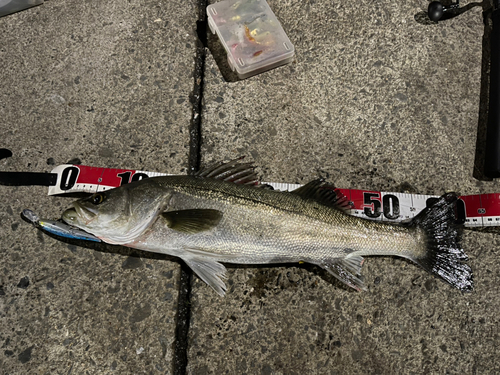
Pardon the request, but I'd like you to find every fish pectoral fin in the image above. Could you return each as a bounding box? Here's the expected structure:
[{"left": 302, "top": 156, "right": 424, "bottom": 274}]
[
  {"left": 182, "top": 254, "right": 227, "bottom": 297},
  {"left": 161, "top": 209, "right": 222, "bottom": 234},
  {"left": 317, "top": 256, "right": 366, "bottom": 291}
]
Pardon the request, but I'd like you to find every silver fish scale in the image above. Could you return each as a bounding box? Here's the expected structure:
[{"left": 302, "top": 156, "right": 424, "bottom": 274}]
[{"left": 130, "top": 176, "right": 423, "bottom": 264}]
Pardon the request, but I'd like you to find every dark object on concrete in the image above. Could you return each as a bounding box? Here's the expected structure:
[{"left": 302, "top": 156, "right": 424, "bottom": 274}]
[
  {"left": 484, "top": 2, "right": 500, "bottom": 177},
  {"left": 428, "top": 1, "right": 460, "bottom": 22},
  {"left": 17, "top": 276, "right": 30, "bottom": 289},
  {"left": 0, "top": 148, "right": 13, "bottom": 160},
  {"left": 17, "top": 346, "right": 33, "bottom": 364},
  {"left": 0, "top": 172, "right": 57, "bottom": 186}
]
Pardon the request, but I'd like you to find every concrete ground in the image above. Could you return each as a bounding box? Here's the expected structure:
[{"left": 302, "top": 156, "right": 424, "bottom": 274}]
[{"left": 1, "top": 0, "right": 499, "bottom": 374}]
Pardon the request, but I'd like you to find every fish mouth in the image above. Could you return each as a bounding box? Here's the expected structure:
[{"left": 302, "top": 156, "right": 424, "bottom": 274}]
[{"left": 62, "top": 203, "right": 97, "bottom": 226}]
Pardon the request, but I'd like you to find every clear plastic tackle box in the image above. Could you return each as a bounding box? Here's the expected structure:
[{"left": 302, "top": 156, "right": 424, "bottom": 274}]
[{"left": 207, "top": 0, "right": 295, "bottom": 79}]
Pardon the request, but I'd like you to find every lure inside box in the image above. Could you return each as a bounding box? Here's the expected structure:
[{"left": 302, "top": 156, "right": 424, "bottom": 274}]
[{"left": 207, "top": 0, "right": 295, "bottom": 79}]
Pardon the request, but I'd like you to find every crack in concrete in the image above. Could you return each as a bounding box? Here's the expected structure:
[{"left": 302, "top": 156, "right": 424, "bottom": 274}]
[{"left": 173, "top": 1, "right": 207, "bottom": 374}]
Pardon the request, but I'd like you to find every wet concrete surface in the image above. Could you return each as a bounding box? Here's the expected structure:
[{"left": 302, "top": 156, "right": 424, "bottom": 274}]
[{"left": 1, "top": 0, "right": 499, "bottom": 374}]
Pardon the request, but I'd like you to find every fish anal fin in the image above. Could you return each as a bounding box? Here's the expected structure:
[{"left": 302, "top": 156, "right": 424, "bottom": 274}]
[
  {"left": 182, "top": 254, "right": 227, "bottom": 296},
  {"left": 291, "top": 180, "right": 350, "bottom": 212},
  {"left": 317, "top": 256, "right": 366, "bottom": 291},
  {"left": 343, "top": 255, "right": 365, "bottom": 275},
  {"left": 161, "top": 209, "right": 222, "bottom": 234}
]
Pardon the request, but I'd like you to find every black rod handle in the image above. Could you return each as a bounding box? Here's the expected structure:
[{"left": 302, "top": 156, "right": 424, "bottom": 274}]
[{"left": 484, "top": 7, "right": 500, "bottom": 177}]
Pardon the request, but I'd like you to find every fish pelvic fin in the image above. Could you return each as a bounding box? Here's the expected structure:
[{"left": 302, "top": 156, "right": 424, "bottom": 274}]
[
  {"left": 316, "top": 256, "right": 367, "bottom": 291},
  {"left": 182, "top": 253, "right": 228, "bottom": 297},
  {"left": 407, "top": 192, "right": 473, "bottom": 292}
]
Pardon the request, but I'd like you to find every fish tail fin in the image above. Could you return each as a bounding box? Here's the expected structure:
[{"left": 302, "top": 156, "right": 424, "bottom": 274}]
[{"left": 408, "top": 192, "right": 473, "bottom": 291}]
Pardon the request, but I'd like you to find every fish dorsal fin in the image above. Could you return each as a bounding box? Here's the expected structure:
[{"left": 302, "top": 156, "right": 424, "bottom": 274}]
[
  {"left": 162, "top": 209, "right": 222, "bottom": 234},
  {"left": 291, "top": 179, "right": 350, "bottom": 211},
  {"left": 195, "top": 158, "right": 259, "bottom": 185}
]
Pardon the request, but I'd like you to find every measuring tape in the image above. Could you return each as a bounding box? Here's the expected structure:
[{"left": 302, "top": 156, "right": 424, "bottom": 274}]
[{"left": 48, "top": 164, "right": 500, "bottom": 229}]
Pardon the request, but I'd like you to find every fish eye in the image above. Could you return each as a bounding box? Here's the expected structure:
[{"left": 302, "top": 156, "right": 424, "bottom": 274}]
[{"left": 90, "top": 193, "right": 105, "bottom": 205}]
